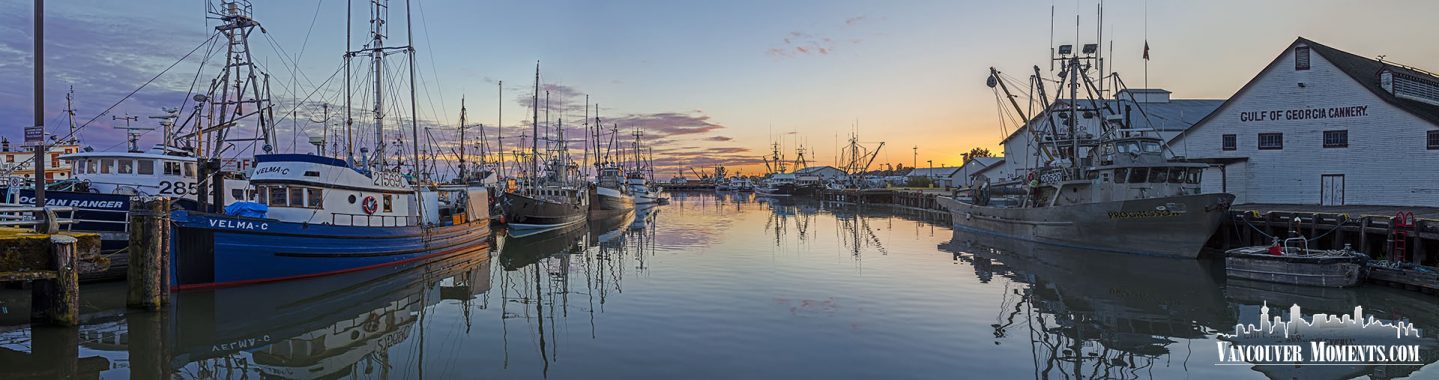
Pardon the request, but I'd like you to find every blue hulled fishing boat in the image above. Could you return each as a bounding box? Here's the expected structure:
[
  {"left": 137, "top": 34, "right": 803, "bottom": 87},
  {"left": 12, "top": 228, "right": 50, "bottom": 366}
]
[
  {"left": 167, "top": 1, "right": 490, "bottom": 290},
  {"left": 170, "top": 154, "right": 491, "bottom": 290}
]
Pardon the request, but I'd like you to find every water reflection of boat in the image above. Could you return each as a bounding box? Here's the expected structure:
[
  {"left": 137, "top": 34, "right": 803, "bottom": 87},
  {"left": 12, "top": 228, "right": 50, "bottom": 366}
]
[
  {"left": 941, "top": 229, "right": 1232, "bottom": 378},
  {"left": 169, "top": 246, "right": 493, "bottom": 378}
]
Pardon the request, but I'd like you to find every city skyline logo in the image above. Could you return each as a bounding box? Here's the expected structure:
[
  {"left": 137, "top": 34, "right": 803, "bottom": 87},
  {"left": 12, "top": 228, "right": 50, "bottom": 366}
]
[{"left": 1215, "top": 302, "right": 1430, "bottom": 366}]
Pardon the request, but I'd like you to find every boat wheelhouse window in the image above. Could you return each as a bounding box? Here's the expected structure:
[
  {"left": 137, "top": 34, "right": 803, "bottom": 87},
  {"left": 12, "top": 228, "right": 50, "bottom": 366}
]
[
  {"left": 1127, "top": 167, "right": 1147, "bottom": 183},
  {"left": 1115, "top": 142, "right": 1137, "bottom": 154},
  {"left": 306, "top": 188, "right": 323, "bottom": 208},
  {"left": 231, "top": 189, "right": 245, "bottom": 200},
  {"left": 256, "top": 186, "right": 269, "bottom": 204},
  {"left": 1113, "top": 168, "right": 1128, "bottom": 183},
  {"left": 269, "top": 186, "right": 287, "bottom": 206},
  {"left": 1141, "top": 141, "right": 1162, "bottom": 153},
  {"left": 164, "top": 161, "right": 182, "bottom": 176},
  {"left": 382, "top": 194, "right": 393, "bottom": 213},
  {"left": 137, "top": 159, "right": 155, "bottom": 175},
  {"left": 1148, "top": 167, "right": 1167, "bottom": 183},
  {"left": 183, "top": 162, "right": 196, "bottom": 177},
  {"left": 99, "top": 159, "right": 112, "bottom": 174},
  {"left": 75, "top": 160, "right": 87, "bottom": 174},
  {"left": 289, "top": 187, "right": 305, "bottom": 207},
  {"left": 117, "top": 159, "right": 134, "bottom": 174},
  {"left": 1186, "top": 168, "right": 1202, "bottom": 184},
  {"left": 1168, "top": 168, "right": 1185, "bottom": 184}
]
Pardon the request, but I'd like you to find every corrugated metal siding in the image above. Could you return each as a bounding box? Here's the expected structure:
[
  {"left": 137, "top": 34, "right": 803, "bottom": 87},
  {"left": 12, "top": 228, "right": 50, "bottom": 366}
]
[{"left": 1172, "top": 45, "right": 1439, "bottom": 206}]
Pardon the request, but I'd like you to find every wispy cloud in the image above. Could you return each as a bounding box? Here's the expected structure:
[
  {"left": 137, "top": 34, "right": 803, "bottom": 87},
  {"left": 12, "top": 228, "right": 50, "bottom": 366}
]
[{"left": 766, "top": 15, "right": 871, "bottom": 59}]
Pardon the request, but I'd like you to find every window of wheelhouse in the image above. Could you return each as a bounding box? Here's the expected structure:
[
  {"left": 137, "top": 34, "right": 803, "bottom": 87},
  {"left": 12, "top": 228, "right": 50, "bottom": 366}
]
[
  {"left": 183, "top": 162, "right": 196, "bottom": 178},
  {"left": 1186, "top": 168, "right": 1202, "bottom": 184},
  {"left": 305, "top": 188, "right": 323, "bottom": 208},
  {"left": 75, "top": 160, "right": 87, "bottom": 174},
  {"left": 137, "top": 159, "right": 155, "bottom": 175},
  {"left": 1147, "top": 167, "right": 1167, "bottom": 183},
  {"left": 164, "top": 161, "right": 182, "bottom": 176},
  {"left": 1113, "top": 168, "right": 1128, "bottom": 183},
  {"left": 1127, "top": 167, "right": 1147, "bottom": 183},
  {"left": 382, "top": 194, "right": 393, "bottom": 213},
  {"left": 117, "top": 159, "right": 134, "bottom": 174},
  {"left": 288, "top": 187, "right": 305, "bottom": 208},
  {"left": 1168, "top": 168, "right": 1185, "bottom": 184},
  {"left": 268, "top": 185, "right": 287, "bottom": 206}
]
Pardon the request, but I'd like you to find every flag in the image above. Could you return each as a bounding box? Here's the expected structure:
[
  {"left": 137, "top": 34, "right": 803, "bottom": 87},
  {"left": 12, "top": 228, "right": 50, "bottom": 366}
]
[{"left": 1143, "top": 41, "right": 1150, "bottom": 61}]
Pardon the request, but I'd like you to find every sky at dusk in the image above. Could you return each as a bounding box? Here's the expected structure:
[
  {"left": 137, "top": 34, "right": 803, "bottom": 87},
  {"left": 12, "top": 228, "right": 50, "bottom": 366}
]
[{"left": 2, "top": 0, "right": 1437, "bottom": 178}]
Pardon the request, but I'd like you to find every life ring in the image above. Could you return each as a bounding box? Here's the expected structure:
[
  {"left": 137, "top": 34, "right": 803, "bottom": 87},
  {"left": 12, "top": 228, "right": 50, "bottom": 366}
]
[{"left": 362, "top": 196, "right": 378, "bottom": 214}]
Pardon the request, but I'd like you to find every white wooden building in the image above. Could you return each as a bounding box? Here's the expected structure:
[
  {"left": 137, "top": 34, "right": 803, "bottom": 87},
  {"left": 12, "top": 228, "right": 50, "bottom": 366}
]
[
  {"left": 792, "top": 165, "right": 847, "bottom": 181},
  {"left": 998, "top": 89, "right": 1222, "bottom": 182},
  {"left": 949, "top": 157, "right": 1002, "bottom": 188},
  {"left": 1168, "top": 37, "right": 1439, "bottom": 207}
]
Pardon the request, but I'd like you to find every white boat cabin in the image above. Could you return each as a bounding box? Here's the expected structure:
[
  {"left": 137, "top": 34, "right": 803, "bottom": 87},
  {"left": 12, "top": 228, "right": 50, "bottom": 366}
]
[
  {"left": 249, "top": 154, "right": 487, "bottom": 227},
  {"left": 62, "top": 147, "right": 252, "bottom": 203}
]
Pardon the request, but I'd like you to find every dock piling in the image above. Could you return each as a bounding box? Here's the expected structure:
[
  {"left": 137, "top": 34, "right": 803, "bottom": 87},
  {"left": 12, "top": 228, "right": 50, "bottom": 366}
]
[
  {"left": 127, "top": 198, "right": 170, "bottom": 310},
  {"left": 29, "top": 235, "right": 79, "bottom": 326}
]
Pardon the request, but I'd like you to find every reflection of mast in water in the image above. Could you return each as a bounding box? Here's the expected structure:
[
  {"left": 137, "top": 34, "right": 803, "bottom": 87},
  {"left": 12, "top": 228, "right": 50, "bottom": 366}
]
[
  {"left": 836, "top": 214, "right": 888, "bottom": 263},
  {"left": 940, "top": 235, "right": 1199, "bottom": 380}
]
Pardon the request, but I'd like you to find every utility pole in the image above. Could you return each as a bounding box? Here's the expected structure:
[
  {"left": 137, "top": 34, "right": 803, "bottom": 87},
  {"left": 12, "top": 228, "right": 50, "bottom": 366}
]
[
  {"left": 911, "top": 146, "right": 917, "bottom": 170},
  {"left": 31, "top": 0, "right": 45, "bottom": 218}
]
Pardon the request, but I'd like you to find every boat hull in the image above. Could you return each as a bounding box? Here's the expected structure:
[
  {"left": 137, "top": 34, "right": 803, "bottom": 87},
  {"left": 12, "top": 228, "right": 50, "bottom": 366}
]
[
  {"left": 590, "top": 186, "right": 635, "bottom": 219},
  {"left": 169, "top": 210, "right": 491, "bottom": 290},
  {"left": 500, "top": 192, "right": 587, "bottom": 230},
  {"left": 938, "top": 193, "right": 1234, "bottom": 259},
  {"left": 1226, "top": 250, "right": 1366, "bottom": 288}
]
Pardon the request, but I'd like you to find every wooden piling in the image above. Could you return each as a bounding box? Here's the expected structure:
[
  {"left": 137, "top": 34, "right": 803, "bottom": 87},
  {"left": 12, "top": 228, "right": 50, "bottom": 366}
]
[
  {"left": 30, "top": 235, "right": 79, "bottom": 326},
  {"left": 1360, "top": 217, "right": 1372, "bottom": 258},
  {"left": 127, "top": 198, "right": 169, "bottom": 310}
]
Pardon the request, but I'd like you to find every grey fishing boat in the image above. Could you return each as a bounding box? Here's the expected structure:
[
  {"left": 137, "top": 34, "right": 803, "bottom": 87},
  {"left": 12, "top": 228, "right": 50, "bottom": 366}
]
[{"left": 938, "top": 45, "right": 1233, "bottom": 259}]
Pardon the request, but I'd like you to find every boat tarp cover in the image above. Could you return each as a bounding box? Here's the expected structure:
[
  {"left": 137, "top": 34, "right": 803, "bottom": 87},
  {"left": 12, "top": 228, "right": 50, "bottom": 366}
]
[{"left": 224, "top": 201, "right": 268, "bottom": 218}]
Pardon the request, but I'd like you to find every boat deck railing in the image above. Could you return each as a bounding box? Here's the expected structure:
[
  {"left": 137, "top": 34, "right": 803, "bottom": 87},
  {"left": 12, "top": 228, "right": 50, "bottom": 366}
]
[
  {"left": 331, "top": 212, "right": 417, "bottom": 227},
  {"left": 0, "top": 203, "right": 78, "bottom": 230}
]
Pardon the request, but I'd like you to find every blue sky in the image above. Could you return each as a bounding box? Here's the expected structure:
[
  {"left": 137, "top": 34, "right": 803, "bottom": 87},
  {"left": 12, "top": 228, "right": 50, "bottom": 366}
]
[{"left": 3, "top": 0, "right": 1437, "bottom": 175}]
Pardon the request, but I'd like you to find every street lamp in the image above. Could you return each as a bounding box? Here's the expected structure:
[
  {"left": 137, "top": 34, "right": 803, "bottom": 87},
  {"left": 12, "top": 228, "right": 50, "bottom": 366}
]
[{"left": 927, "top": 160, "right": 934, "bottom": 188}]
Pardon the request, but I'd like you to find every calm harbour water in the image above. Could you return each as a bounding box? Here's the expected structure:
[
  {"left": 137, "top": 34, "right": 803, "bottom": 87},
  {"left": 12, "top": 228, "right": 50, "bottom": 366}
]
[{"left": 3, "top": 192, "right": 1439, "bottom": 379}]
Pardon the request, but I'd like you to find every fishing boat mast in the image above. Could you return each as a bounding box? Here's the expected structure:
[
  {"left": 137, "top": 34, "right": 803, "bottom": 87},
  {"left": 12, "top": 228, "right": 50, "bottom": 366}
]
[{"left": 530, "top": 62, "right": 540, "bottom": 194}]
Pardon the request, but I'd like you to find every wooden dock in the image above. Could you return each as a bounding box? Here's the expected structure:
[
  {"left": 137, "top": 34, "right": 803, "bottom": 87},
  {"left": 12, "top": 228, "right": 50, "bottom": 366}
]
[
  {"left": 0, "top": 228, "right": 104, "bottom": 326},
  {"left": 817, "top": 188, "right": 953, "bottom": 223}
]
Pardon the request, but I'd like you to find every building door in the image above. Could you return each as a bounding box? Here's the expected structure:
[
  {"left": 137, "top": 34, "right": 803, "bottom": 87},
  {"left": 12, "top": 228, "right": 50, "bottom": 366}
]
[{"left": 1320, "top": 174, "right": 1344, "bottom": 206}]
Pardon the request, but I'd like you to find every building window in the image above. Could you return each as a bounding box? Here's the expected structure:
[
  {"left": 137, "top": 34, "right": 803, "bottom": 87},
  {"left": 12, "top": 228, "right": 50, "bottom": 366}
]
[
  {"left": 1222, "top": 134, "right": 1237, "bottom": 151},
  {"left": 1295, "top": 46, "right": 1310, "bottom": 71},
  {"left": 1258, "top": 133, "right": 1284, "bottom": 150},
  {"left": 1323, "top": 130, "right": 1348, "bottom": 148},
  {"left": 1428, "top": 130, "right": 1439, "bottom": 150}
]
